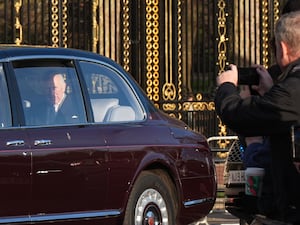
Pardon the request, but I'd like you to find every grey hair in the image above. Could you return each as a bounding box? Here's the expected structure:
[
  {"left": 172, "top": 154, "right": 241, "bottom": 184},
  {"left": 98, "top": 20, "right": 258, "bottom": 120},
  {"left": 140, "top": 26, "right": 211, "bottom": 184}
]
[{"left": 275, "top": 11, "right": 300, "bottom": 56}]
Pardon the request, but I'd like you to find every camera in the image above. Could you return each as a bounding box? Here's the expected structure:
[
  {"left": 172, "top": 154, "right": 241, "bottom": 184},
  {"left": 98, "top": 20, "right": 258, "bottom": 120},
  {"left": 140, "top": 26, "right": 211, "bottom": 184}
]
[{"left": 238, "top": 67, "right": 260, "bottom": 85}]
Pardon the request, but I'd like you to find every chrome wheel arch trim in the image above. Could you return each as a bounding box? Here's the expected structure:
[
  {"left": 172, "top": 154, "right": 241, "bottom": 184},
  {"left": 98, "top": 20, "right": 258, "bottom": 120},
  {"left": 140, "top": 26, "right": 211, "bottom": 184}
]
[{"left": 184, "top": 197, "right": 215, "bottom": 207}]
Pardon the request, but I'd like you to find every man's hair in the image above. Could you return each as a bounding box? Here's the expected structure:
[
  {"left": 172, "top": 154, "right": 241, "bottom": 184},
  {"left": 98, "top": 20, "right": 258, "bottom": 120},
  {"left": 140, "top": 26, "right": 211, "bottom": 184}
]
[{"left": 275, "top": 11, "right": 300, "bottom": 56}]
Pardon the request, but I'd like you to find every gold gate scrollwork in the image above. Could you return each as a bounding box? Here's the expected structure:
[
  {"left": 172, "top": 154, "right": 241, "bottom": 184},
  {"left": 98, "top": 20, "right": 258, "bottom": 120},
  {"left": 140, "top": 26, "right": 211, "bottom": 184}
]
[
  {"left": 51, "top": 0, "right": 60, "bottom": 47},
  {"left": 162, "top": 0, "right": 182, "bottom": 119},
  {"left": 92, "top": 1, "right": 99, "bottom": 53},
  {"left": 182, "top": 94, "right": 215, "bottom": 112},
  {"left": 176, "top": 0, "right": 183, "bottom": 120},
  {"left": 262, "top": 0, "right": 269, "bottom": 68},
  {"left": 216, "top": 0, "right": 230, "bottom": 149},
  {"left": 146, "top": 0, "right": 160, "bottom": 105},
  {"left": 162, "top": 0, "right": 176, "bottom": 106},
  {"left": 51, "top": 0, "right": 68, "bottom": 48},
  {"left": 122, "top": 0, "right": 131, "bottom": 72},
  {"left": 14, "top": 0, "right": 23, "bottom": 45},
  {"left": 273, "top": 0, "right": 280, "bottom": 22}
]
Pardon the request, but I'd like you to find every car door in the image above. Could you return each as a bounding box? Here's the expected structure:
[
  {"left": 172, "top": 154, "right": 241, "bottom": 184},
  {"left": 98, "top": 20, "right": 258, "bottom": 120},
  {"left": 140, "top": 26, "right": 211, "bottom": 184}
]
[
  {"left": 0, "top": 63, "right": 31, "bottom": 220},
  {"left": 12, "top": 59, "right": 109, "bottom": 221},
  {"left": 28, "top": 125, "right": 108, "bottom": 216},
  {"left": 78, "top": 60, "right": 148, "bottom": 209},
  {"left": 0, "top": 129, "right": 31, "bottom": 219}
]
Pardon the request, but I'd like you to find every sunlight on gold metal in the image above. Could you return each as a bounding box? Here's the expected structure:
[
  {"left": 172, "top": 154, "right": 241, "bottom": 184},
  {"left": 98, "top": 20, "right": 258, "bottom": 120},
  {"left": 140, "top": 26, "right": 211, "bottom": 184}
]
[
  {"left": 216, "top": 0, "right": 230, "bottom": 148},
  {"left": 146, "top": 0, "right": 160, "bottom": 102},
  {"left": 62, "top": 0, "right": 68, "bottom": 48},
  {"left": 216, "top": 0, "right": 228, "bottom": 75},
  {"left": 92, "top": 1, "right": 99, "bottom": 52},
  {"left": 51, "top": 0, "right": 59, "bottom": 47},
  {"left": 14, "top": 0, "right": 23, "bottom": 45},
  {"left": 162, "top": 83, "right": 176, "bottom": 101},
  {"left": 122, "top": 0, "right": 131, "bottom": 72},
  {"left": 262, "top": 0, "right": 269, "bottom": 68}
]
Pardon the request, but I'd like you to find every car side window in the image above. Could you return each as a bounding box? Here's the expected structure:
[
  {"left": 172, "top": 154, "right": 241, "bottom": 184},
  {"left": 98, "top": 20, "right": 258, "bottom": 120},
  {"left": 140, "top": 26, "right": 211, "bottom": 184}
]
[
  {"left": 0, "top": 64, "right": 12, "bottom": 127},
  {"left": 79, "top": 61, "right": 144, "bottom": 123},
  {"left": 13, "top": 60, "right": 87, "bottom": 126}
]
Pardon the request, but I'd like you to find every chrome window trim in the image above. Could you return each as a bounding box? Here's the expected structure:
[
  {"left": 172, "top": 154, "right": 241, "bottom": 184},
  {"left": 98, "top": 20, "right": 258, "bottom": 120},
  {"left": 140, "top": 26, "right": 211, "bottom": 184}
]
[{"left": 1, "top": 54, "right": 147, "bottom": 125}]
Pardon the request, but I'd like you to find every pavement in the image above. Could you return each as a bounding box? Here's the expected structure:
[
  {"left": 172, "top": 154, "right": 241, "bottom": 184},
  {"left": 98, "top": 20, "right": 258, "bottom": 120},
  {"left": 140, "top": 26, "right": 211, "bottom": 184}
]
[
  {"left": 187, "top": 209, "right": 239, "bottom": 225},
  {"left": 188, "top": 209, "right": 240, "bottom": 225},
  {"left": 207, "top": 210, "right": 239, "bottom": 225}
]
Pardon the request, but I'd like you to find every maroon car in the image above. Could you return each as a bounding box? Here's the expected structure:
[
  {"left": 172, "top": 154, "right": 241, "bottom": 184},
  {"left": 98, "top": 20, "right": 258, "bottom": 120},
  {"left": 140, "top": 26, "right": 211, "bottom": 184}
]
[{"left": 0, "top": 46, "right": 216, "bottom": 225}]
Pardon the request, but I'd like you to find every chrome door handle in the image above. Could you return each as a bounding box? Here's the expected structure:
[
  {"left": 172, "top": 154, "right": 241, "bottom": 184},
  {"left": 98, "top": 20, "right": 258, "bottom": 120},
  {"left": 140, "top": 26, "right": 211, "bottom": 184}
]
[
  {"left": 34, "top": 139, "right": 52, "bottom": 146},
  {"left": 6, "top": 140, "right": 25, "bottom": 146}
]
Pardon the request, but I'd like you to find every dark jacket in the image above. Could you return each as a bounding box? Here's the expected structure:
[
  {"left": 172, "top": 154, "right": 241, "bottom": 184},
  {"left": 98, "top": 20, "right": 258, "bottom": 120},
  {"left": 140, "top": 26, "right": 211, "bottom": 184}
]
[
  {"left": 47, "top": 94, "right": 85, "bottom": 124},
  {"left": 214, "top": 59, "right": 300, "bottom": 223}
]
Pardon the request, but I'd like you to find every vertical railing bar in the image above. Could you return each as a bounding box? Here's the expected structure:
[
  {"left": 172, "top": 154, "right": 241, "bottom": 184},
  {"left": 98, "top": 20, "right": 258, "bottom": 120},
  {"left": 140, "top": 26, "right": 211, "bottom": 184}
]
[
  {"left": 241, "top": 0, "right": 245, "bottom": 66},
  {"left": 108, "top": 0, "right": 112, "bottom": 58},
  {"left": 237, "top": 0, "right": 241, "bottom": 66},
  {"left": 248, "top": 0, "right": 252, "bottom": 64},
  {"left": 41, "top": 0, "right": 44, "bottom": 44},
  {"left": 231, "top": 0, "right": 236, "bottom": 63},
  {"left": 213, "top": 0, "right": 218, "bottom": 76},
  {"left": 86, "top": 0, "right": 90, "bottom": 50},
  {"left": 4, "top": 0, "right": 8, "bottom": 42},
  {"left": 206, "top": 0, "right": 210, "bottom": 90},
  {"left": 114, "top": 0, "right": 117, "bottom": 60},
  {"left": 259, "top": 0, "right": 262, "bottom": 64},
  {"left": 85, "top": 0, "right": 89, "bottom": 49},
  {"left": 190, "top": 0, "right": 193, "bottom": 92},
  {"left": 203, "top": 0, "right": 207, "bottom": 91},
  {"left": 230, "top": 0, "right": 234, "bottom": 64},
  {"left": 83, "top": 0, "right": 86, "bottom": 49},
  {"left": 77, "top": 0, "right": 80, "bottom": 48},
  {"left": 189, "top": 0, "right": 193, "bottom": 94},
  {"left": 48, "top": 0, "right": 51, "bottom": 45},
  {"left": 165, "top": 0, "right": 169, "bottom": 87},
  {"left": 198, "top": 0, "right": 201, "bottom": 91},
  {"left": 0, "top": 0, "right": 2, "bottom": 42},
  {"left": 79, "top": 0, "right": 82, "bottom": 48},
  {"left": 200, "top": 0, "right": 204, "bottom": 91},
  {"left": 27, "top": 0, "right": 30, "bottom": 44},
  {"left": 69, "top": 0, "right": 72, "bottom": 47},
  {"left": 192, "top": 0, "right": 196, "bottom": 93},
  {"left": 243, "top": 0, "right": 247, "bottom": 66},
  {"left": 103, "top": 0, "right": 106, "bottom": 55},
  {"left": 12, "top": 0, "right": 15, "bottom": 43},
  {"left": 207, "top": 0, "right": 212, "bottom": 89},
  {"left": 253, "top": 0, "right": 256, "bottom": 63},
  {"left": 238, "top": 0, "right": 245, "bottom": 65},
  {"left": 34, "top": 0, "right": 37, "bottom": 44},
  {"left": 183, "top": 0, "right": 188, "bottom": 90},
  {"left": 59, "top": 0, "right": 63, "bottom": 47},
  {"left": 78, "top": 0, "right": 81, "bottom": 48}
]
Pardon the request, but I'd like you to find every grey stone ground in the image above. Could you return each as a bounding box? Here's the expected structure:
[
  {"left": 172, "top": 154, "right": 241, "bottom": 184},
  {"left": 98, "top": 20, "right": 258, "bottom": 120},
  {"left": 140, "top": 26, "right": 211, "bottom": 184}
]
[
  {"left": 207, "top": 210, "right": 239, "bottom": 225},
  {"left": 189, "top": 209, "right": 239, "bottom": 225}
]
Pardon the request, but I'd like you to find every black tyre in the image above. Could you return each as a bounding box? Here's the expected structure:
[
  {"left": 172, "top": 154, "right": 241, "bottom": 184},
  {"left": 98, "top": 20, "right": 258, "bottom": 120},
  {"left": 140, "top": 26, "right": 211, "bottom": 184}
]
[{"left": 123, "top": 169, "right": 178, "bottom": 225}]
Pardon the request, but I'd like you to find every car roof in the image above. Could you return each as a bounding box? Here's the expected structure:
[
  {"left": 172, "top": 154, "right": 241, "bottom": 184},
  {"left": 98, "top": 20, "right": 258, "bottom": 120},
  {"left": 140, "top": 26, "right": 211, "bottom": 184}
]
[{"left": 0, "top": 45, "right": 120, "bottom": 68}]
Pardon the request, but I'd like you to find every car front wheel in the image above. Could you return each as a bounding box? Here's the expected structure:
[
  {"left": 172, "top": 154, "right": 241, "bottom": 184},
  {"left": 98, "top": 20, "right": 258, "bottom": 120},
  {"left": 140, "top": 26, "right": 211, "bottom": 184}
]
[{"left": 123, "top": 169, "right": 177, "bottom": 225}]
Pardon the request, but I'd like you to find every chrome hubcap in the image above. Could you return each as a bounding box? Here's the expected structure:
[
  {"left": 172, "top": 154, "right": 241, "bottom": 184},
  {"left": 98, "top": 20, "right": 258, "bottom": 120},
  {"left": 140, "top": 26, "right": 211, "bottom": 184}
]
[{"left": 135, "top": 188, "right": 168, "bottom": 225}]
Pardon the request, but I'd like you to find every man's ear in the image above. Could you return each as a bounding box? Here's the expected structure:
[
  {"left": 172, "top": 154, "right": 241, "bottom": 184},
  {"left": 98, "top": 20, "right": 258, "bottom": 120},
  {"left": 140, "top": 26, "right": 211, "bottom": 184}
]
[
  {"left": 280, "top": 41, "right": 289, "bottom": 57},
  {"left": 280, "top": 41, "right": 292, "bottom": 65}
]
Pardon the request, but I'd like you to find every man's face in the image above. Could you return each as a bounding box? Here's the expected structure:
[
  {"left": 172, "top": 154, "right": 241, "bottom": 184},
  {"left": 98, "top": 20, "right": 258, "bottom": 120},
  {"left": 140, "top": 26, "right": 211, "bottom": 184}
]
[{"left": 51, "top": 74, "right": 66, "bottom": 104}]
